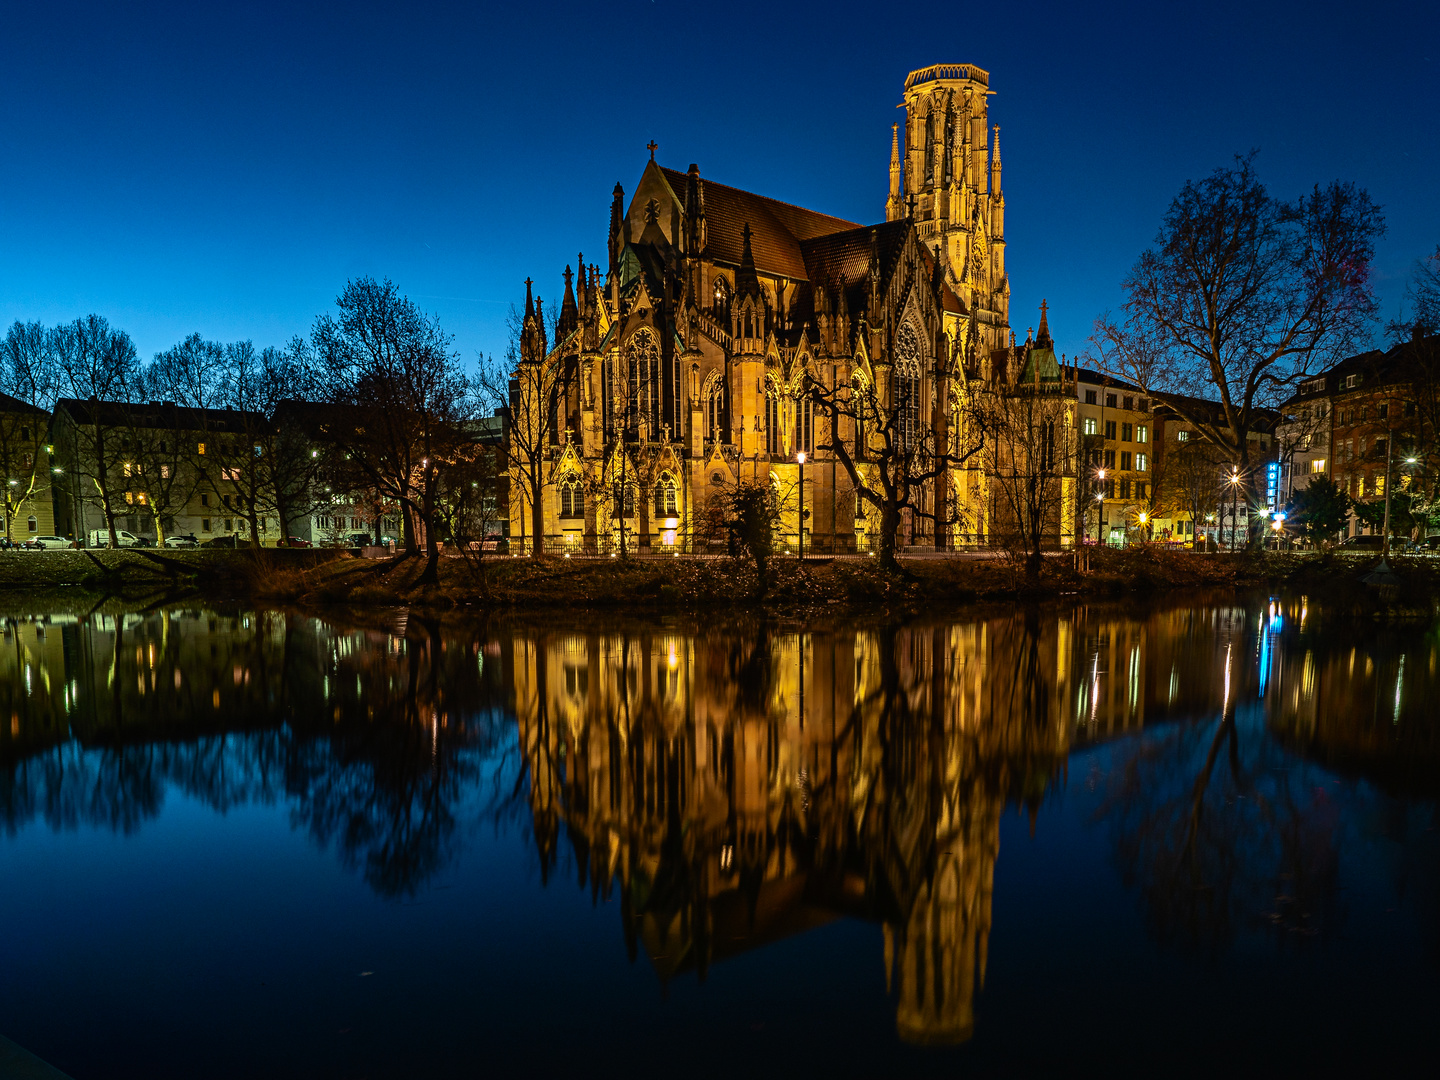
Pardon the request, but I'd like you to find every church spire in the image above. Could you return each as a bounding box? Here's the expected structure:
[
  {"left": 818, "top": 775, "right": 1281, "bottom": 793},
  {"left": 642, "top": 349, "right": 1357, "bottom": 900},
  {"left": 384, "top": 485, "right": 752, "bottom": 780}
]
[
  {"left": 1036, "top": 299, "right": 1051, "bottom": 348},
  {"left": 558, "top": 265, "right": 578, "bottom": 337},
  {"left": 608, "top": 182, "right": 625, "bottom": 274},
  {"left": 734, "top": 222, "right": 761, "bottom": 302},
  {"left": 886, "top": 122, "right": 903, "bottom": 221}
]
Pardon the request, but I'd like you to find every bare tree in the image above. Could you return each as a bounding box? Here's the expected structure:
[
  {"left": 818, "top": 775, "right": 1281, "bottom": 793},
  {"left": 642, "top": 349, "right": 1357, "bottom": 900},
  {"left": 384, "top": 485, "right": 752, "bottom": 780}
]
[
  {"left": 0, "top": 321, "right": 57, "bottom": 542},
  {"left": 1158, "top": 439, "right": 1227, "bottom": 548},
  {"left": 311, "top": 278, "right": 472, "bottom": 582},
  {"left": 1089, "top": 155, "right": 1384, "bottom": 545},
  {"left": 978, "top": 381, "right": 1074, "bottom": 576},
  {"left": 49, "top": 315, "right": 141, "bottom": 546},
  {"left": 809, "top": 370, "right": 985, "bottom": 571},
  {"left": 474, "top": 295, "right": 564, "bottom": 558}
]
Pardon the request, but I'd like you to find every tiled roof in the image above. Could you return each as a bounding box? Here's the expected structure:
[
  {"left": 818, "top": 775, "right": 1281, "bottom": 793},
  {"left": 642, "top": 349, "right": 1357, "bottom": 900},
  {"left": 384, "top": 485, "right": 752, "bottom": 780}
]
[
  {"left": 660, "top": 166, "right": 860, "bottom": 281},
  {"left": 57, "top": 398, "right": 267, "bottom": 433},
  {"left": 0, "top": 391, "right": 48, "bottom": 416},
  {"left": 1074, "top": 368, "right": 1142, "bottom": 393}
]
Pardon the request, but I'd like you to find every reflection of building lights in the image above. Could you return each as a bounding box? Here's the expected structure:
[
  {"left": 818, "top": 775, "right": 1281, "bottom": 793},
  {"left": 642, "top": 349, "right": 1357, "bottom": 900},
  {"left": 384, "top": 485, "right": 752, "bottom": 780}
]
[
  {"left": 667, "top": 644, "right": 679, "bottom": 670},
  {"left": 720, "top": 845, "right": 734, "bottom": 871},
  {"left": 1395, "top": 654, "right": 1405, "bottom": 723}
]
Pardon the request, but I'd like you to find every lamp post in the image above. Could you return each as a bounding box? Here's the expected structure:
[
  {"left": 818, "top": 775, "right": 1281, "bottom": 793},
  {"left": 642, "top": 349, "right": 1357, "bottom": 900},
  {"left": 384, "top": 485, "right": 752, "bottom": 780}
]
[
  {"left": 1228, "top": 468, "right": 1242, "bottom": 551},
  {"left": 796, "top": 451, "right": 806, "bottom": 562}
]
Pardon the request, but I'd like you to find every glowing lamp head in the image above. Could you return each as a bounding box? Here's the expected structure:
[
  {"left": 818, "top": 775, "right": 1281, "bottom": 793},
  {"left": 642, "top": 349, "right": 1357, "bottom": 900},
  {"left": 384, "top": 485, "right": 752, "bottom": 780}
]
[
  {"left": 796, "top": 451, "right": 806, "bottom": 465},
  {"left": 1138, "top": 512, "right": 1148, "bottom": 524}
]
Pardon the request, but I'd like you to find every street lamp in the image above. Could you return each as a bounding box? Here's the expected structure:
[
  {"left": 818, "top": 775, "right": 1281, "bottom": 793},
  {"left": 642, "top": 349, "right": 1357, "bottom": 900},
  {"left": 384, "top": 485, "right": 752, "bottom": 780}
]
[
  {"left": 1227, "top": 468, "right": 1243, "bottom": 551},
  {"left": 796, "top": 451, "right": 806, "bottom": 561}
]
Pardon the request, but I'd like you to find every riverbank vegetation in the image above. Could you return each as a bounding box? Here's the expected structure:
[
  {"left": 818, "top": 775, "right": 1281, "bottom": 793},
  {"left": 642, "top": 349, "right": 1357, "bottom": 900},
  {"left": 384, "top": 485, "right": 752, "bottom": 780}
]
[{"left": 3, "top": 547, "right": 1438, "bottom": 620}]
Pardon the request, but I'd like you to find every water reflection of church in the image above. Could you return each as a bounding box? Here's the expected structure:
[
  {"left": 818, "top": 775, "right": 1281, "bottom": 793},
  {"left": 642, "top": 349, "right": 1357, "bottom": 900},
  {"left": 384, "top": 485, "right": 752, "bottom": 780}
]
[
  {"left": 7, "top": 599, "right": 1419, "bottom": 1045},
  {"left": 513, "top": 615, "right": 1098, "bottom": 1042}
]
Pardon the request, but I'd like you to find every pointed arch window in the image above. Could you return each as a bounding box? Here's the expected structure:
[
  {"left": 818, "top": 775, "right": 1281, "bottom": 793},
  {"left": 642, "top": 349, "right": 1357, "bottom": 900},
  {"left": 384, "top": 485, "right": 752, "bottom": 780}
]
[
  {"left": 559, "top": 479, "right": 585, "bottom": 519},
  {"left": 793, "top": 379, "right": 814, "bottom": 455},
  {"left": 654, "top": 475, "right": 678, "bottom": 517},
  {"left": 894, "top": 323, "right": 922, "bottom": 450},
  {"left": 705, "top": 377, "right": 726, "bottom": 441},
  {"left": 764, "top": 380, "right": 783, "bottom": 456},
  {"left": 712, "top": 277, "right": 730, "bottom": 322},
  {"left": 624, "top": 328, "right": 661, "bottom": 436}
]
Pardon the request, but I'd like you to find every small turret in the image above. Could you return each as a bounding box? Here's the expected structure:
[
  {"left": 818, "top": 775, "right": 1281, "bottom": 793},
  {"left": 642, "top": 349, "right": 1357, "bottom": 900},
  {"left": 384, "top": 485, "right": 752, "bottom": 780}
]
[
  {"left": 734, "top": 222, "right": 762, "bottom": 302},
  {"left": 886, "top": 123, "right": 903, "bottom": 221},
  {"left": 990, "top": 125, "right": 1002, "bottom": 195},
  {"left": 558, "top": 265, "right": 578, "bottom": 338},
  {"left": 608, "top": 182, "right": 625, "bottom": 274},
  {"left": 1035, "top": 299, "right": 1051, "bottom": 348}
]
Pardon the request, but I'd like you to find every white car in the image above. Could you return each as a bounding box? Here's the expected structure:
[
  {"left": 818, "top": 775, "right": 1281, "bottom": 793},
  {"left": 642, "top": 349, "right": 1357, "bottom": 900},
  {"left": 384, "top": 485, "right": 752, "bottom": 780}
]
[
  {"left": 164, "top": 535, "right": 200, "bottom": 548},
  {"left": 27, "top": 535, "right": 73, "bottom": 550}
]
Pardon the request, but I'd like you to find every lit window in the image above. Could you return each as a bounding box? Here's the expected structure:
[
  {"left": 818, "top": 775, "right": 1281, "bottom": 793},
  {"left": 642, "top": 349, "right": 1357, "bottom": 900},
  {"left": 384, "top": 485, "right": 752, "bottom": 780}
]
[
  {"left": 1083, "top": 417, "right": 1097, "bottom": 436},
  {"left": 765, "top": 385, "right": 782, "bottom": 455},
  {"left": 1136, "top": 453, "right": 1148, "bottom": 472},
  {"left": 1177, "top": 431, "right": 1190, "bottom": 442},
  {"left": 1311, "top": 459, "right": 1327, "bottom": 474},
  {"left": 654, "top": 476, "right": 678, "bottom": 517},
  {"left": 1136, "top": 425, "right": 1148, "bottom": 443},
  {"left": 197, "top": 442, "right": 206, "bottom": 455}
]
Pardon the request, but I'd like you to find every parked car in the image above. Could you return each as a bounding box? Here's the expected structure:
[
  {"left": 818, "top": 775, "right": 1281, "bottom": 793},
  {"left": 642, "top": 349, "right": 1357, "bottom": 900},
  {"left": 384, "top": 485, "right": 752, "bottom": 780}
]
[
  {"left": 202, "top": 535, "right": 240, "bottom": 548},
  {"left": 345, "top": 533, "right": 372, "bottom": 548},
  {"left": 277, "top": 536, "right": 312, "bottom": 548},
  {"left": 1340, "top": 534, "right": 1385, "bottom": 550},
  {"left": 26, "top": 535, "right": 73, "bottom": 550},
  {"left": 131, "top": 536, "right": 155, "bottom": 547},
  {"left": 87, "top": 529, "right": 140, "bottom": 548},
  {"left": 164, "top": 534, "right": 200, "bottom": 548}
]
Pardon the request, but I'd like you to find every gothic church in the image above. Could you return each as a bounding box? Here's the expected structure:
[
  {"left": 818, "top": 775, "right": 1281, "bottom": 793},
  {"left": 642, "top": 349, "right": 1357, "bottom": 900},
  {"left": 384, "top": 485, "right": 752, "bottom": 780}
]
[{"left": 512, "top": 62, "right": 1052, "bottom": 554}]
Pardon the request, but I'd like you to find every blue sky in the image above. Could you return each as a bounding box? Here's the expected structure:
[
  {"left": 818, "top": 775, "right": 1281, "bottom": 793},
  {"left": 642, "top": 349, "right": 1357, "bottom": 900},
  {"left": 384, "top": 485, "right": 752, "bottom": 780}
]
[{"left": 2, "top": 0, "right": 1436, "bottom": 369}]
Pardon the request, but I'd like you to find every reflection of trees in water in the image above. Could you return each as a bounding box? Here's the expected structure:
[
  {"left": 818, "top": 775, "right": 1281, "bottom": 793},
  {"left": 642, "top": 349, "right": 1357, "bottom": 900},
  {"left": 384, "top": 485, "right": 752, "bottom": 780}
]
[
  {"left": 1098, "top": 606, "right": 1440, "bottom": 956},
  {"left": 1099, "top": 705, "right": 1344, "bottom": 954},
  {"left": 0, "top": 608, "right": 509, "bottom": 896},
  {"left": 510, "top": 611, "right": 1071, "bottom": 1044},
  {"left": 1265, "top": 614, "right": 1440, "bottom": 963}
]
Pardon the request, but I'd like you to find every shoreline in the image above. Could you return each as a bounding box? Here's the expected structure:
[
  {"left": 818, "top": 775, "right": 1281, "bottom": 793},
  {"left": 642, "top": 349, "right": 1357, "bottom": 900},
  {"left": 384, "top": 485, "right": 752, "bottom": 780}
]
[{"left": 1, "top": 547, "right": 1437, "bottom": 623}]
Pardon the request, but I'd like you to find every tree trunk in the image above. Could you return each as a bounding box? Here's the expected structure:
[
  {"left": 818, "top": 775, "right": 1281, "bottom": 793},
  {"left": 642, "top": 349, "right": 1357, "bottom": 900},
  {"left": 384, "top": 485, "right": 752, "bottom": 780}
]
[
  {"left": 418, "top": 476, "right": 440, "bottom": 585},
  {"left": 529, "top": 462, "right": 545, "bottom": 558},
  {"left": 401, "top": 499, "right": 418, "bottom": 555},
  {"left": 877, "top": 504, "right": 900, "bottom": 571}
]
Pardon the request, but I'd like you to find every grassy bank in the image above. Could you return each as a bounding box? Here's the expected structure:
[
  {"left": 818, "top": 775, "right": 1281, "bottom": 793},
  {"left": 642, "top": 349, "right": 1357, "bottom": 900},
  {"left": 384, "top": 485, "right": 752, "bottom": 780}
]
[
  {"left": 3, "top": 547, "right": 1437, "bottom": 621},
  {"left": 244, "top": 547, "right": 1440, "bottom": 620}
]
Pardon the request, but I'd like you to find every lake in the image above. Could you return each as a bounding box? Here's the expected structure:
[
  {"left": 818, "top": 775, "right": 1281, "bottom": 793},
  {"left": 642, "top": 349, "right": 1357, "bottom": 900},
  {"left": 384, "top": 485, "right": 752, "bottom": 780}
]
[{"left": 2, "top": 596, "right": 1438, "bottom": 1078}]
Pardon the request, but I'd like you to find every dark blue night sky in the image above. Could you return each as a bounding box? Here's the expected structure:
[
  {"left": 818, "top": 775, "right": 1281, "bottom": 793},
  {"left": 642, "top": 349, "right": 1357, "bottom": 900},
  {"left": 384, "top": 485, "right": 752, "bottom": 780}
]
[{"left": 2, "top": 0, "right": 1436, "bottom": 368}]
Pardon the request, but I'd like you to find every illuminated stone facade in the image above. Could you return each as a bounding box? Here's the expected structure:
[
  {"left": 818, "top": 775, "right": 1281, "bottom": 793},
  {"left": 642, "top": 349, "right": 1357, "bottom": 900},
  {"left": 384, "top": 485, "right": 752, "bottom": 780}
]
[{"left": 508, "top": 63, "right": 1081, "bottom": 554}]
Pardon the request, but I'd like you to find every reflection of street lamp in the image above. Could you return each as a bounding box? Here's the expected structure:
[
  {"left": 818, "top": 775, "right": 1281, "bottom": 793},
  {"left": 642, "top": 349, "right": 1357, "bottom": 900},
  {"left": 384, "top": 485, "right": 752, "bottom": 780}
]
[
  {"left": 796, "top": 451, "right": 806, "bottom": 562},
  {"left": 1096, "top": 468, "right": 1107, "bottom": 544}
]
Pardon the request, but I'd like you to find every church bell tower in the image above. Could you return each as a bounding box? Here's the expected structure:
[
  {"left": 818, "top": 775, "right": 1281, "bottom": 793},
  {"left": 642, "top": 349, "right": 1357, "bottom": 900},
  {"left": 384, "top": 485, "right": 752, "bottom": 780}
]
[{"left": 887, "top": 63, "right": 1009, "bottom": 357}]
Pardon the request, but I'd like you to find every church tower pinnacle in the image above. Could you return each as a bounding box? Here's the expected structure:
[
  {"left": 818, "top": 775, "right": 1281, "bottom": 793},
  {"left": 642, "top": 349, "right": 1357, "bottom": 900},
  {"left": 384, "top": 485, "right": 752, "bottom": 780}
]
[{"left": 886, "top": 122, "right": 903, "bottom": 221}]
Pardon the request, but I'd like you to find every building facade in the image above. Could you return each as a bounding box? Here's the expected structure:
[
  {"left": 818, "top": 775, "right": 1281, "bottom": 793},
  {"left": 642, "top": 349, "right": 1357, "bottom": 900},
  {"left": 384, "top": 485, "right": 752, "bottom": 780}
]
[{"left": 509, "top": 63, "right": 1065, "bottom": 555}]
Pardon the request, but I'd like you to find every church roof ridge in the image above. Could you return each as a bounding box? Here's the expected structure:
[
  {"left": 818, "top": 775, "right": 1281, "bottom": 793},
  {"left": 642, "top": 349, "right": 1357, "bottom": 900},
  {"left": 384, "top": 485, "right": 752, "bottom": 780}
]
[{"left": 657, "top": 164, "right": 860, "bottom": 280}]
